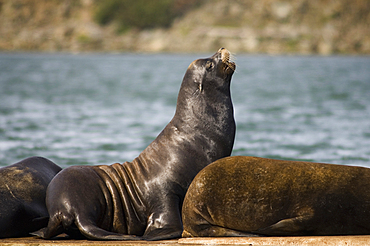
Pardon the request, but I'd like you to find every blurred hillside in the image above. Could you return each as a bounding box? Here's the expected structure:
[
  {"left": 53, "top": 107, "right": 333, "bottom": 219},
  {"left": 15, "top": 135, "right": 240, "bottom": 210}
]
[{"left": 0, "top": 0, "right": 369, "bottom": 54}]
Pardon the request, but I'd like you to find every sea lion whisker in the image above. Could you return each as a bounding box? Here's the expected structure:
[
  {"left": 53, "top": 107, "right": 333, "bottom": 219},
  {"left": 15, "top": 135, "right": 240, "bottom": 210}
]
[{"left": 229, "top": 53, "right": 236, "bottom": 64}]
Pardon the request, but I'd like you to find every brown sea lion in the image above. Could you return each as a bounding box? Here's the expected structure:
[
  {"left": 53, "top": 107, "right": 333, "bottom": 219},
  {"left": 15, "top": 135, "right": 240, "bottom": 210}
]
[
  {"left": 0, "top": 156, "right": 62, "bottom": 238},
  {"left": 182, "top": 156, "right": 370, "bottom": 237},
  {"left": 33, "top": 48, "right": 236, "bottom": 240}
]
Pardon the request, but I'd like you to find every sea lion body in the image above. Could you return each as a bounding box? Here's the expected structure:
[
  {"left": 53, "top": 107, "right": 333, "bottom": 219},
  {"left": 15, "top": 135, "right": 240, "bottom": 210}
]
[
  {"left": 33, "top": 48, "right": 236, "bottom": 240},
  {"left": 182, "top": 156, "right": 370, "bottom": 237},
  {"left": 0, "top": 157, "right": 62, "bottom": 238}
]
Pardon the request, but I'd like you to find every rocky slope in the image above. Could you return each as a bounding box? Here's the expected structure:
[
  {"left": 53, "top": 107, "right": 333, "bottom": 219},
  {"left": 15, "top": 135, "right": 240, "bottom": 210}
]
[{"left": 0, "top": 0, "right": 369, "bottom": 54}]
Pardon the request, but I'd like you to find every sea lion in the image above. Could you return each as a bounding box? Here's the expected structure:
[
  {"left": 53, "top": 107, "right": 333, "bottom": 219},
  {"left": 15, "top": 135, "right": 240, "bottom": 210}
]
[
  {"left": 33, "top": 48, "right": 236, "bottom": 241},
  {"left": 0, "top": 156, "right": 62, "bottom": 238},
  {"left": 182, "top": 156, "right": 370, "bottom": 237}
]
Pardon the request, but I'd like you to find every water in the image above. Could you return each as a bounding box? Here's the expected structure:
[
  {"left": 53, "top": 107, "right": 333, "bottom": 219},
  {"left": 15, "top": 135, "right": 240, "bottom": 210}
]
[{"left": 0, "top": 53, "right": 369, "bottom": 168}]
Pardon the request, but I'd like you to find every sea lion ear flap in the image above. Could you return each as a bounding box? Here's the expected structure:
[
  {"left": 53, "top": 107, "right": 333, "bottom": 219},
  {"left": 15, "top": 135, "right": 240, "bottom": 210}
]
[
  {"left": 192, "top": 79, "right": 202, "bottom": 94},
  {"left": 192, "top": 67, "right": 203, "bottom": 93}
]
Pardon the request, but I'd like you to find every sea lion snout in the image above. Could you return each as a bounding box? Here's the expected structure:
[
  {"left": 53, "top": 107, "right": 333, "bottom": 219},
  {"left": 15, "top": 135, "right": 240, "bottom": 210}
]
[
  {"left": 219, "top": 48, "right": 229, "bottom": 62},
  {"left": 217, "top": 48, "right": 236, "bottom": 73}
]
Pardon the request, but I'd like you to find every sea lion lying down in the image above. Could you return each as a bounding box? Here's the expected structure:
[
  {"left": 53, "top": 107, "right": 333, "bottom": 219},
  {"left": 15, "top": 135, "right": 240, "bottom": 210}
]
[
  {"left": 182, "top": 156, "right": 370, "bottom": 237},
  {"left": 0, "top": 157, "right": 61, "bottom": 238}
]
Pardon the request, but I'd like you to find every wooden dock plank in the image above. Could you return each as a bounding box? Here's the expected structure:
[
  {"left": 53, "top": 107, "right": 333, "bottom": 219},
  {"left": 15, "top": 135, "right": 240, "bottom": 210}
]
[{"left": 1, "top": 236, "right": 370, "bottom": 246}]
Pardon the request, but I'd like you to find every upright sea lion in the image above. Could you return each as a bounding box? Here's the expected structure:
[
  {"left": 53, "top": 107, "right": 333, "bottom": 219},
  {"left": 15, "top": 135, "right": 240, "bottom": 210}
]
[
  {"left": 0, "top": 156, "right": 62, "bottom": 238},
  {"left": 33, "top": 48, "right": 236, "bottom": 240},
  {"left": 182, "top": 156, "right": 370, "bottom": 237}
]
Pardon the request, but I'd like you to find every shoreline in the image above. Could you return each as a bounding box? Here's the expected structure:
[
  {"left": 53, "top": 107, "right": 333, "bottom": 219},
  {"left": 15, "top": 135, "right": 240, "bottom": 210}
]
[{"left": 0, "top": 0, "right": 369, "bottom": 55}]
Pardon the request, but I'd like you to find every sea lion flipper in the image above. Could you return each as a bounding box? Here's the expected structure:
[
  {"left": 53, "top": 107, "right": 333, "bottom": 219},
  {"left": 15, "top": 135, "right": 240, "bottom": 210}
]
[
  {"left": 30, "top": 228, "right": 46, "bottom": 238},
  {"left": 256, "top": 216, "right": 310, "bottom": 236},
  {"left": 142, "top": 227, "right": 182, "bottom": 241},
  {"left": 32, "top": 206, "right": 74, "bottom": 239},
  {"left": 75, "top": 218, "right": 141, "bottom": 241},
  {"left": 141, "top": 210, "right": 182, "bottom": 240},
  {"left": 31, "top": 223, "right": 64, "bottom": 239}
]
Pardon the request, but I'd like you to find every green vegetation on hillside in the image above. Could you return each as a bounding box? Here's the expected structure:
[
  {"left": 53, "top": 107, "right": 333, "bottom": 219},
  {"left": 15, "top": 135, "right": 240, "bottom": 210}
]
[{"left": 94, "top": 0, "right": 205, "bottom": 32}]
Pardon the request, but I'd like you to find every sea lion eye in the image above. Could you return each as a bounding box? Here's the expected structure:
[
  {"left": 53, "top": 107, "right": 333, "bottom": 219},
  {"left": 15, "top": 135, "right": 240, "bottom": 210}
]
[{"left": 206, "top": 61, "right": 214, "bottom": 70}]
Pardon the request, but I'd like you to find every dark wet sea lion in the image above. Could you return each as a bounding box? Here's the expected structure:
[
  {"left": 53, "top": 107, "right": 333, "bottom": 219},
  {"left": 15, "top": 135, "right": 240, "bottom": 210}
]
[
  {"left": 182, "top": 156, "right": 370, "bottom": 237},
  {"left": 33, "top": 48, "right": 236, "bottom": 241},
  {"left": 0, "top": 156, "right": 62, "bottom": 238}
]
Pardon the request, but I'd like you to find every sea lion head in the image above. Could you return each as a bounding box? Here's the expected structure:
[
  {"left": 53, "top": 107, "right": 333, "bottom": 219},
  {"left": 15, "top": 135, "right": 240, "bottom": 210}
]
[
  {"left": 181, "top": 48, "right": 236, "bottom": 98},
  {"left": 199, "top": 47, "right": 236, "bottom": 77}
]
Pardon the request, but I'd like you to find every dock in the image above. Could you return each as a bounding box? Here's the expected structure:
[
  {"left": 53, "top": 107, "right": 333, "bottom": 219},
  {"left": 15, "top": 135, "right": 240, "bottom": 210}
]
[{"left": 1, "top": 236, "right": 370, "bottom": 246}]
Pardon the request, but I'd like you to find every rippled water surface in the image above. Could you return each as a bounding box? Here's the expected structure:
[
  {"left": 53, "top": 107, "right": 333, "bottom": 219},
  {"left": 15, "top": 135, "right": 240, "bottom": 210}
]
[{"left": 0, "top": 53, "right": 369, "bottom": 167}]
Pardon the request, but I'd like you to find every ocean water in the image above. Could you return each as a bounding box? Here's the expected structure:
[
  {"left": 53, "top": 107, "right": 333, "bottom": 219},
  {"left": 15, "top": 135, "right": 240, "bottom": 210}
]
[{"left": 0, "top": 53, "right": 369, "bottom": 168}]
